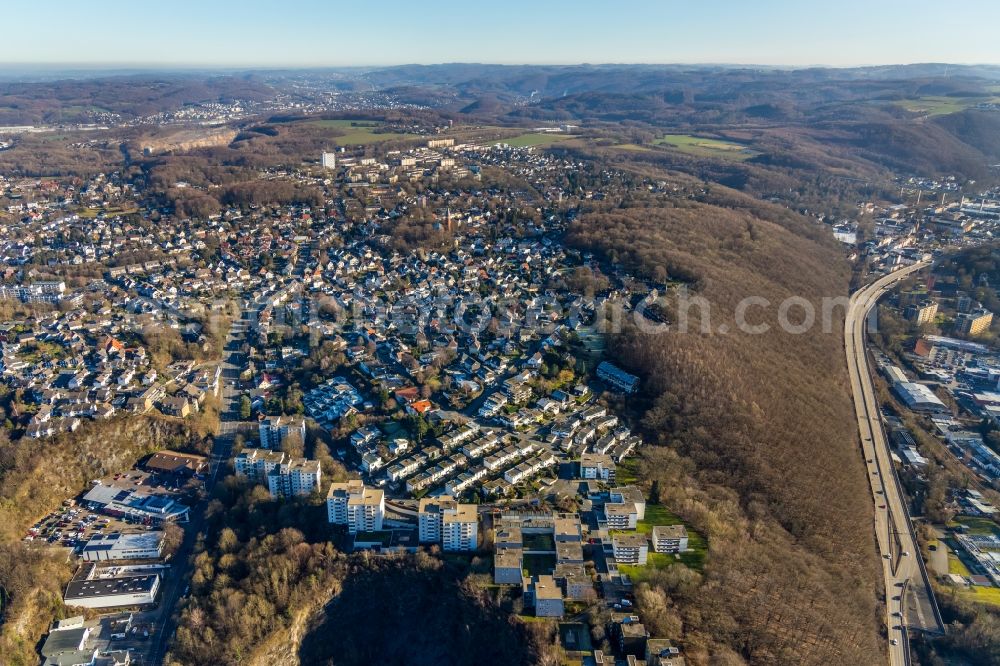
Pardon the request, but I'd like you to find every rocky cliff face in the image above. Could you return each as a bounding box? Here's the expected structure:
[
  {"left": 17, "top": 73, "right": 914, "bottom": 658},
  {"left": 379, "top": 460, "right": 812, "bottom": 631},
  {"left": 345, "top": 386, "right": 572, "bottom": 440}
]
[{"left": 140, "top": 128, "right": 238, "bottom": 155}]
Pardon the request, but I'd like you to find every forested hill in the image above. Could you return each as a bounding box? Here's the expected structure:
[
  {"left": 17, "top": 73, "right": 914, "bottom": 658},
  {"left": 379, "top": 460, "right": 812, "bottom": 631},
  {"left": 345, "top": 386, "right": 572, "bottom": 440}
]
[{"left": 565, "top": 163, "right": 882, "bottom": 663}]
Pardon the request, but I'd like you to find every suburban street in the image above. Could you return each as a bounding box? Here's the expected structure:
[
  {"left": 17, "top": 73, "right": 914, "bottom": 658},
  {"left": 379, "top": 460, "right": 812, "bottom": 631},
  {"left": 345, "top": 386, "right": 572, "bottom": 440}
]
[
  {"left": 145, "top": 313, "right": 250, "bottom": 666},
  {"left": 845, "top": 261, "right": 945, "bottom": 666}
]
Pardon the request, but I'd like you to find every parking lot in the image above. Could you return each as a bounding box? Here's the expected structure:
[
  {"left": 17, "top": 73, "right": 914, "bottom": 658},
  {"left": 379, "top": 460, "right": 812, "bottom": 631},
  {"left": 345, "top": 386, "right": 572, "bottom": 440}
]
[
  {"left": 25, "top": 505, "right": 138, "bottom": 551},
  {"left": 24, "top": 468, "right": 201, "bottom": 554}
]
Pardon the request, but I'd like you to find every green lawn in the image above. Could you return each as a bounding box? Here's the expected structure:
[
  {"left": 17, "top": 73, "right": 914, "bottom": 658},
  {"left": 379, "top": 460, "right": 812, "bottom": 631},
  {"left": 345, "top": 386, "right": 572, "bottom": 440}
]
[
  {"left": 952, "top": 516, "right": 1000, "bottom": 537},
  {"left": 614, "top": 503, "right": 708, "bottom": 572},
  {"left": 615, "top": 458, "right": 639, "bottom": 485},
  {"left": 523, "top": 553, "right": 557, "bottom": 578},
  {"left": 523, "top": 532, "right": 556, "bottom": 552},
  {"left": 653, "top": 134, "right": 758, "bottom": 161},
  {"left": 305, "top": 119, "right": 419, "bottom": 145},
  {"left": 948, "top": 551, "right": 972, "bottom": 577},
  {"left": 895, "top": 95, "right": 1000, "bottom": 117},
  {"left": 492, "top": 133, "right": 574, "bottom": 148}
]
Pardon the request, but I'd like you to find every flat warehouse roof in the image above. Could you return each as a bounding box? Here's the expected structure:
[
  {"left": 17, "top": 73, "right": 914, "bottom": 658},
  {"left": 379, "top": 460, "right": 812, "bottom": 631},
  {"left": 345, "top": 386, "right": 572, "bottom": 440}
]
[{"left": 65, "top": 574, "right": 158, "bottom": 599}]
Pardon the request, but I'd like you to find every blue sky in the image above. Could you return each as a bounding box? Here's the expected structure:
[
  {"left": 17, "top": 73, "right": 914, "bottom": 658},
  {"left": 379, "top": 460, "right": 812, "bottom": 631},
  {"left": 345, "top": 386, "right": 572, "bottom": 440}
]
[{"left": 2, "top": 0, "right": 999, "bottom": 68}]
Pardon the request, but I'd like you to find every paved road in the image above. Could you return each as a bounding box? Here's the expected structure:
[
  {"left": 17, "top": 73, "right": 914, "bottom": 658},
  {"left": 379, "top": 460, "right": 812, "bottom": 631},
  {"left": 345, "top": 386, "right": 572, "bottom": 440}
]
[
  {"left": 146, "top": 313, "right": 251, "bottom": 666},
  {"left": 845, "top": 262, "right": 944, "bottom": 666}
]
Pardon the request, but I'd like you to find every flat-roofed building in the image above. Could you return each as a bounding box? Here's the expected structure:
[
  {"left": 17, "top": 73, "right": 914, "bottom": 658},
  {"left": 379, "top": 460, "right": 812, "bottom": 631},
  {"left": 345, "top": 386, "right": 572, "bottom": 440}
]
[
  {"left": 531, "top": 574, "right": 564, "bottom": 617},
  {"left": 64, "top": 574, "right": 160, "bottom": 610},
  {"left": 258, "top": 415, "right": 306, "bottom": 450},
  {"left": 612, "top": 534, "right": 649, "bottom": 565},
  {"left": 614, "top": 616, "right": 649, "bottom": 656},
  {"left": 82, "top": 484, "right": 189, "bottom": 524},
  {"left": 956, "top": 310, "right": 994, "bottom": 337},
  {"left": 610, "top": 485, "right": 646, "bottom": 518},
  {"left": 580, "top": 452, "right": 615, "bottom": 481},
  {"left": 906, "top": 301, "right": 938, "bottom": 324},
  {"left": 554, "top": 563, "right": 593, "bottom": 600},
  {"left": 267, "top": 458, "right": 322, "bottom": 498},
  {"left": 554, "top": 514, "right": 583, "bottom": 543},
  {"left": 556, "top": 540, "right": 585, "bottom": 564},
  {"left": 81, "top": 532, "right": 163, "bottom": 562},
  {"left": 234, "top": 447, "right": 286, "bottom": 482},
  {"left": 605, "top": 502, "right": 638, "bottom": 530},
  {"left": 327, "top": 480, "right": 384, "bottom": 534},
  {"left": 494, "top": 548, "right": 524, "bottom": 585},
  {"left": 651, "top": 525, "right": 689, "bottom": 553},
  {"left": 418, "top": 495, "right": 478, "bottom": 550}
]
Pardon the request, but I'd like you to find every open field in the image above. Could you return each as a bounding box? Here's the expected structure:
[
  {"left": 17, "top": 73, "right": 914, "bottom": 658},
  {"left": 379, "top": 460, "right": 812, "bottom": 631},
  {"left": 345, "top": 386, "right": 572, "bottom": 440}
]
[
  {"left": 305, "top": 119, "right": 419, "bottom": 145},
  {"left": 654, "top": 134, "right": 758, "bottom": 161},
  {"left": 492, "top": 133, "right": 574, "bottom": 148},
  {"left": 612, "top": 143, "right": 654, "bottom": 152},
  {"left": 79, "top": 206, "right": 138, "bottom": 219},
  {"left": 895, "top": 95, "right": 1000, "bottom": 117},
  {"left": 957, "top": 585, "right": 1000, "bottom": 608}
]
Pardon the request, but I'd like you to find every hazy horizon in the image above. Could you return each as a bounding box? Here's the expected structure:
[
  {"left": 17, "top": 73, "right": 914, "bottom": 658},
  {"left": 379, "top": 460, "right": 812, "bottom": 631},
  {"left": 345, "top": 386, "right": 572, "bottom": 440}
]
[{"left": 3, "top": 0, "right": 999, "bottom": 69}]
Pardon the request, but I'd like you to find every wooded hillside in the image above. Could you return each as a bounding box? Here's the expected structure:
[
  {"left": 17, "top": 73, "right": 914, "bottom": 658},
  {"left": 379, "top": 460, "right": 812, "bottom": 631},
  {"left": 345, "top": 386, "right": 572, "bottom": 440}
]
[
  {"left": 0, "top": 417, "right": 203, "bottom": 665},
  {"left": 567, "top": 171, "right": 882, "bottom": 663}
]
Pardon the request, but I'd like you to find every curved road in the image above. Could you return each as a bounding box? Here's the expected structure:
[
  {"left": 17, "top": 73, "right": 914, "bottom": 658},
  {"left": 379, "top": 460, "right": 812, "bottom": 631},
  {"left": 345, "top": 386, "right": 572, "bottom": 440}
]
[{"left": 845, "top": 261, "right": 944, "bottom": 666}]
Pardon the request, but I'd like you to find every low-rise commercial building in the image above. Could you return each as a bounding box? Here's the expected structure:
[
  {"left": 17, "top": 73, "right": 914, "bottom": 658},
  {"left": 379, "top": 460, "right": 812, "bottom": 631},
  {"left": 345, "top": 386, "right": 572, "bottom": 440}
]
[
  {"left": 64, "top": 574, "right": 160, "bottom": 610},
  {"left": 81, "top": 532, "right": 164, "bottom": 562}
]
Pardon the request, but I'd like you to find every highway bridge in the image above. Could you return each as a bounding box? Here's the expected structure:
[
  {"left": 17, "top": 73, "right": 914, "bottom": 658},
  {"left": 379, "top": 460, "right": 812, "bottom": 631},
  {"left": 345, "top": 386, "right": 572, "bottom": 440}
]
[{"left": 845, "top": 262, "right": 945, "bottom": 665}]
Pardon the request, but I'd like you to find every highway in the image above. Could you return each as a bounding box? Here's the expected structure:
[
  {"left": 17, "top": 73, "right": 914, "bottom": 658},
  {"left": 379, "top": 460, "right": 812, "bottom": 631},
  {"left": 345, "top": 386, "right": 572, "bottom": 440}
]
[{"left": 845, "top": 261, "right": 944, "bottom": 666}]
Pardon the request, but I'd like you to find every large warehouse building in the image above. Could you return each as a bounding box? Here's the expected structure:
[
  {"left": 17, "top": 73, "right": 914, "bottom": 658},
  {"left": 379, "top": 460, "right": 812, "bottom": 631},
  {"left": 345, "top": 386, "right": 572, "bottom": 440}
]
[{"left": 64, "top": 573, "right": 160, "bottom": 610}]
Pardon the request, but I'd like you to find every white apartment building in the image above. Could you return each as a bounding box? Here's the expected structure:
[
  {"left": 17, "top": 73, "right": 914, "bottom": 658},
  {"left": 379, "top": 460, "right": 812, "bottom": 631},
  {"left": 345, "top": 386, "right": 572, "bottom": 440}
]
[
  {"left": 579, "top": 452, "right": 615, "bottom": 481},
  {"left": 651, "top": 525, "right": 689, "bottom": 553},
  {"left": 327, "top": 480, "right": 384, "bottom": 534},
  {"left": 612, "top": 534, "right": 649, "bottom": 565},
  {"left": 604, "top": 502, "right": 638, "bottom": 530},
  {"left": 418, "top": 495, "right": 479, "bottom": 551},
  {"left": 234, "top": 448, "right": 287, "bottom": 482},
  {"left": 267, "top": 458, "right": 322, "bottom": 498},
  {"left": 258, "top": 415, "right": 306, "bottom": 450},
  {"left": 610, "top": 486, "right": 646, "bottom": 520}
]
